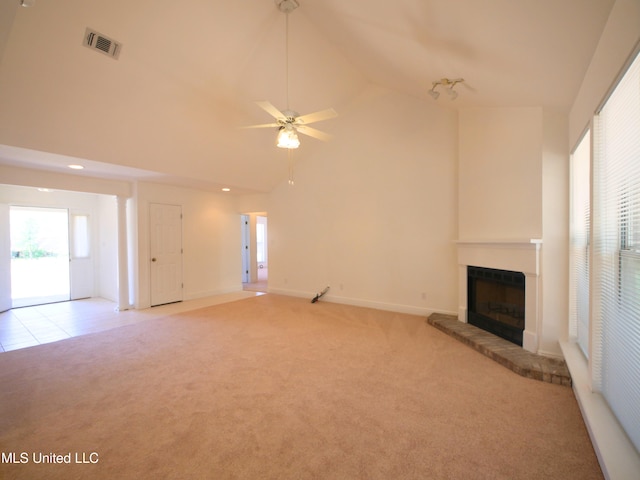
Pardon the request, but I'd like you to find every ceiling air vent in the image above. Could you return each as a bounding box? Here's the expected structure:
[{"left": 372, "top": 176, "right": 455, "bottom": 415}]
[{"left": 83, "top": 28, "right": 122, "bottom": 60}]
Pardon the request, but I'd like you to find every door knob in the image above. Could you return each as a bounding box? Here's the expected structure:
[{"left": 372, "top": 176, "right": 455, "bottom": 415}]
[{"left": 151, "top": 258, "right": 157, "bottom": 262}]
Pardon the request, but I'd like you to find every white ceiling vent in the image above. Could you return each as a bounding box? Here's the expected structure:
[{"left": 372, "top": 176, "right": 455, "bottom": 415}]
[{"left": 83, "top": 28, "right": 122, "bottom": 60}]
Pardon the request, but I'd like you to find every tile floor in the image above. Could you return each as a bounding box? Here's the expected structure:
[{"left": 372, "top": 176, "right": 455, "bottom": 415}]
[{"left": 0, "top": 291, "right": 264, "bottom": 353}]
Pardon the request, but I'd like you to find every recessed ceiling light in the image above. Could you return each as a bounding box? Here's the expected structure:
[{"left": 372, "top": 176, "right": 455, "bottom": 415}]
[
  {"left": 37, "top": 188, "right": 50, "bottom": 192},
  {"left": 222, "top": 188, "right": 231, "bottom": 192},
  {"left": 68, "top": 164, "right": 84, "bottom": 170}
]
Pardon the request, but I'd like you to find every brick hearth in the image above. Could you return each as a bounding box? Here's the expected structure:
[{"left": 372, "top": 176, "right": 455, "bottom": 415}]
[{"left": 427, "top": 313, "right": 571, "bottom": 386}]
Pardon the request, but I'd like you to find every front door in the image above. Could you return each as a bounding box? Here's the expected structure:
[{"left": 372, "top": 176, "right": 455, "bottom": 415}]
[
  {"left": 9, "top": 205, "right": 70, "bottom": 308},
  {"left": 150, "top": 203, "right": 183, "bottom": 306}
]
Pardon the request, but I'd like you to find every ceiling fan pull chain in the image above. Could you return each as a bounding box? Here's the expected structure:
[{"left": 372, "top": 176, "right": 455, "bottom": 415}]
[{"left": 288, "top": 149, "right": 295, "bottom": 186}]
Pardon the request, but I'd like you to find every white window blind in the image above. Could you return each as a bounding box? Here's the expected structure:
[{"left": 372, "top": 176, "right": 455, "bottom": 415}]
[
  {"left": 593, "top": 50, "right": 640, "bottom": 453},
  {"left": 570, "top": 131, "right": 590, "bottom": 357}
]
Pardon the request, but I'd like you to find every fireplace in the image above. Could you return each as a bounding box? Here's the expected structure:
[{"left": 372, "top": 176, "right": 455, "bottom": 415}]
[
  {"left": 456, "top": 239, "right": 541, "bottom": 353},
  {"left": 467, "top": 266, "right": 525, "bottom": 346}
]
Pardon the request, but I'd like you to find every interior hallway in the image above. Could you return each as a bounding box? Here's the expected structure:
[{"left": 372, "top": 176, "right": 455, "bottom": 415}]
[{"left": 243, "top": 265, "right": 268, "bottom": 293}]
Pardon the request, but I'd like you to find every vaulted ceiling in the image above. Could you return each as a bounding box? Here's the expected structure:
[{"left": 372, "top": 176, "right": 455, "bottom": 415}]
[{"left": 0, "top": 0, "right": 615, "bottom": 193}]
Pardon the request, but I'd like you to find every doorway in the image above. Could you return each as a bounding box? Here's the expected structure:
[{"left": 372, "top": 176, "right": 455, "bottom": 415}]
[
  {"left": 10, "top": 206, "right": 70, "bottom": 308},
  {"left": 241, "top": 213, "right": 267, "bottom": 292},
  {"left": 256, "top": 215, "right": 268, "bottom": 284}
]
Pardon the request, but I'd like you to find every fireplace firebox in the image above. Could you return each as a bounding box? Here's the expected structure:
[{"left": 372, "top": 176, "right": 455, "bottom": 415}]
[{"left": 467, "top": 266, "right": 525, "bottom": 346}]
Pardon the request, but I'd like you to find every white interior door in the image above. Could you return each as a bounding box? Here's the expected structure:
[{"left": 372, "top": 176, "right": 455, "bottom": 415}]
[
  {"left": 69, "top": 212, "right": 94, "bottom": 300},
  {"left": 150, "top": 203, "right": 183, "bottom": 306},
  {"left": 0, "top": 204, "right": 11, "bottom": 312}
]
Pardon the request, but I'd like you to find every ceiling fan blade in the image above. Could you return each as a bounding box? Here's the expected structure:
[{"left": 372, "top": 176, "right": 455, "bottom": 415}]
[
  {"left": 241, "top": 123, "right": 280, "bottom": 129},
  {"left": 256, "top": 101, "right": 286, "bottom": 120},
  {"left": 294, "top": 108, "right": 338, "bottom": 125},
  {"left": 295, "top": 125, "right": 332, "bottom": 142}
]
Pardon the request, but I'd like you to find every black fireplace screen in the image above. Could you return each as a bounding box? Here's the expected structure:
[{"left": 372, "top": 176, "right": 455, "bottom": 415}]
[{"left": 467, "top": 266, "right": 525, "bottom": 346}]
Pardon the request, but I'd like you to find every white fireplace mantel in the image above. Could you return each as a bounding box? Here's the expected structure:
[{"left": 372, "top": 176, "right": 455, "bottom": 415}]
[{"left": 455, "top": 239, "right": 542, "bottom": 353}]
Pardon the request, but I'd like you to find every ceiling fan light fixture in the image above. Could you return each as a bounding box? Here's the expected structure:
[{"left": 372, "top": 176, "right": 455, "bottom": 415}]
[
  {"left": 242, "top": 1, "right": 335, "bottom": 153},
  {"left": 277, "top": 125, "right": 300, "bottom": 149}
]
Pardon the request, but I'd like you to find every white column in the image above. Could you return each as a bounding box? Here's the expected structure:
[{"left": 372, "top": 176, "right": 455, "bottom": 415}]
[{"left": 116, "top": 195, "right": 130, "bottom": 311}]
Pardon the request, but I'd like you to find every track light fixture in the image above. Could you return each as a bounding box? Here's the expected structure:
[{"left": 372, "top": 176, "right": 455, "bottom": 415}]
[{"left": 428, "top": 78, "right": 464, "bottom": 100}]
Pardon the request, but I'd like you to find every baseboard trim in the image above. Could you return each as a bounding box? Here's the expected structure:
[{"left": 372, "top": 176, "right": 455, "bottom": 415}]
[
  {"left": 266, "top": 288, "right": 457, "bottom": 317},
  {"left": 136, "top": 286, "right": 244, "bottom": 310},
  {"left": 536, "top": 348, "right": 565, "bottom": 360},
  {"left": 183, "top": 286, "right": 243, "bottom": 302}
]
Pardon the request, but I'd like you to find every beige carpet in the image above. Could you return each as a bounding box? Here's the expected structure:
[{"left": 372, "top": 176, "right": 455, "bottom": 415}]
[{"left": 0, "top": 294, "right": 602, "bottom": 479}]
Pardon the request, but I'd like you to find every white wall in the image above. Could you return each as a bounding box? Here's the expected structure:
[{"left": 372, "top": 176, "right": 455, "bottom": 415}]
[
  {"left": 458, "top": 107, "right": 543, "bottom": 240},
  {"left": 234, "top": 194, "right": 269, "bottom": 215},
  {"left": 0, "top": 0, "right": 19, "bottom": 66},
  {"left": 134, "top": 182, "right": 243, "bottom": 309},
  {"left": 569, "top": 0, "right": 640, "bottom": 148},
  {"left": 541, "top": 110, "right": 569, "bottom": 357},
  {"left": 267, "top": 87, "right": 458, "bottom": 315}
]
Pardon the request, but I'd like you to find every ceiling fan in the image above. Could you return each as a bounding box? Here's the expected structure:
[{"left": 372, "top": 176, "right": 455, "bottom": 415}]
[{"left": 243, "top": 0, "right": 337, "bottom": 149}]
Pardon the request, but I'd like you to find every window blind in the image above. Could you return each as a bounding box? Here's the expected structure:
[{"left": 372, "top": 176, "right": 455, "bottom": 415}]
[
  {"left": 570, "top": 131, "right": 590, "bottom": 357},
  {"left": 593, "top": 50, "right": 640, "bottom": 453}
]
